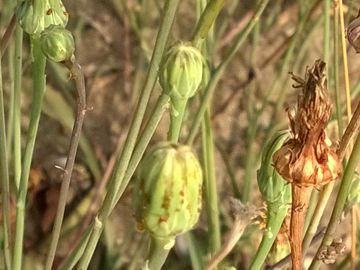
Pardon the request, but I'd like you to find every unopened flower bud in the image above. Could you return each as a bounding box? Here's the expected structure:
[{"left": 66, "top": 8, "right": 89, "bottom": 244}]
[
  {"left": 347, "top": 11, "right": 360, "bottom": 53},
  {"left": 40, "top": 25, "right": 75, "bottom": 62},
  {"left": 159, "top": 42, "right": 203, "bottom": 100},
  {"left": 134, "top": 143, "right": 203, "bottom": 249},
  {"left": 17, "top": 0, "right": 68, "bottom": 36},
  {"left": 257, "top": 130, "right": 292, "bottom": 207}
]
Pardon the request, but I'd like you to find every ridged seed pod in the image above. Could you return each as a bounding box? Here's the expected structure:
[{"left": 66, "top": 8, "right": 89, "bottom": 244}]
[
  {"left": 40, "top": 25, "right": 75, "bottom": 62},
  {"left": 159, "top": 42, "right": 203, "bottom": 101},
  {"left": 134, "top": 143, "right": 203, "bottom": 249}
]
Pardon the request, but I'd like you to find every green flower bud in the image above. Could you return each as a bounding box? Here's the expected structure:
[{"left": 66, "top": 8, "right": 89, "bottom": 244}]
[
  {"left": 40, "top": 25, "right": 75, "bottom": 62},
  {"left": 345, "top": 172, "right": 360, "bottom": 213},
  {"left": 257, "top": 130, "right": 292, "bottom": 207},
  {"left": 17, "top": 0, "right": 68, "bottom": 36},
  {"left": 134, "top": 143, "right": 203, "bottom": 249},
  {"left": 159, "top": 42, "right": 203, "bottom": 100}
]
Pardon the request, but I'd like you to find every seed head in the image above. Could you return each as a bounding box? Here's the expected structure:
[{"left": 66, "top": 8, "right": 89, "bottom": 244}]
[
  {"left": 134, "top": 143, "right": 203, "bottom": 249},
  {"left": 347, "top": 10, "right": 360, "bottom": 53}
]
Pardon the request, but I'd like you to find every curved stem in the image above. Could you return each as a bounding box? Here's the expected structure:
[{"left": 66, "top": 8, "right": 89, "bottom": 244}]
[
  {"left": 168, "top": 98, "right": 187, "bottom": 143},
  {"left": 248, "top": 205, "right": 289, "bottom": 270},
  {"left": 45, "top": 61, "right": 87, "bottom": 270},
  {"left": 13, "top": 38, "right": 46, "bottom": 270}
]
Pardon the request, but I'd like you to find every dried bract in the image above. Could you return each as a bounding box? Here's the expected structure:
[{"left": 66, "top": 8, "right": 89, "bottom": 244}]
[
  {"left": 347, "top": 10, "right": 360, "bottom": 53},
  {"left": 273, "top": 60, "right": 341, "bottom": 187}
]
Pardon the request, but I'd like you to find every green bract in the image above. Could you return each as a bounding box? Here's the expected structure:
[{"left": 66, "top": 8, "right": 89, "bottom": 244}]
[
  {"left": 159, "top": 42, "right": 203, "bottom": 100},
  {"left": 257, "top": 130, "right": 291, "bottom": 207},
  {"left": 40, "top": 25, "right": 75, "bottom": 62},
  {"left": 134, "top": 143, "right": 203, "bottom": 249},
  {"left": 17, "top": 0, "right": 68, "bottom": 36}
]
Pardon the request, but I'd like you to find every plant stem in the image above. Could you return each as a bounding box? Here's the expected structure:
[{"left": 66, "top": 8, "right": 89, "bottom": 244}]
[
  {"left": 168, "top": 98, "right": 188, "bottom": 143},
  {"left": 45, "top": 61, "right": 87, "bottom": 270},
  {"left": 71, "top": 0, "right": 180, "bottom": 267},
  {"left": 0, "top": 45, "right": 12, "bottom": 270},
  {"left": 6, "top": 46, "right": 14, "bottom": 158},
  {"left": 13, "top": 23, "right": 23, "bottom": 190},
  {"left": 309, "top": 134, "right": 360, "bottom": 269},
  {"left": 147, "top": 239, "right": 171, "bottom": 270},
  {"left": 192, "top": 0, "right": 226, "bottom": 48},
  {"left": 13, "top": 38, "right": 46, "bottom": 270},
  {"left": 202, "top": 107, "right": 221, "bottom": 255},
  {"left": 248, "top": 204, "right": 289, "bottom": 270},
  {"left": 186, "top": 0, "right": 269, "bottom": 145},
  {"left": 0, "top": 14, "right": 16, "bottom": 58}
]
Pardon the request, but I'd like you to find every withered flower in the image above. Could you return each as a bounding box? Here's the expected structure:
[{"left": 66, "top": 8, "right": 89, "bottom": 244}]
[{"left": 272, "top": 59, "right": 341, "bottom": 270}]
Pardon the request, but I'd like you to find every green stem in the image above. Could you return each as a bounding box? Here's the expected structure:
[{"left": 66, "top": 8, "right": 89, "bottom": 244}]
[
  {"left": 6, "top": 45, "right": 14, "bottom": 158},
  {"left": 72, "top": 0, "right": 180, "bottom": 267},
  {"left": 192, "top": 0, "right": 226, "bottom": 48},
  {"left": 147, "top": 239, "right": 171, "bottom": 270},
  {"left": 186, "top": 0, "right": 269, "bottom": 145},
  {"left": 0, "top": 45, "right": 12, "bottom": 270},
  {"left": 13, "top": 38, "right": 46, "bottom": 270},
  {"left": 76, "top": 94, "right": 169, "bottom": 269},
  {"left": 168, "top": 98, "right": 188, "bottom": 143},
  {"left": 309, "top": 132, "right": 360, "bottom": 269},
  {"left": 202, "top": 107, "right": 221, "bottom": 255},
  {"left": 248, "top": 204, "right": 289, "bottom": 270},
  {"left": 186, "top": 232, "right": 203, "bottom": 270},
  {"left": 13, "top": 24, "right": 23, "bottom": 190}
]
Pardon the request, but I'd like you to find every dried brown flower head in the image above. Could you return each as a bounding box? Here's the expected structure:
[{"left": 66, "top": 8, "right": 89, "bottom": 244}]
[
  {"left": 273, "top": 60, "right": 341, "bottom": 187},
  {"left": 347, "top": 10, "right": 360, "bottom": 53}
]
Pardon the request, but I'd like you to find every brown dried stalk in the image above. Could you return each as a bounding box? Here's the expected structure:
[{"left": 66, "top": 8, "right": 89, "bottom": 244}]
[{"left": 273, "top": 60, "right": 341, "bottom": 270}]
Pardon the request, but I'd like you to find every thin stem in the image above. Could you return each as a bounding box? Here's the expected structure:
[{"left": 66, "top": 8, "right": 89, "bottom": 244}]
[
  {"left": 202, "top": 107, "right": 221, "bottom": 255},
  {"left": 76, "top": 94, "right": 169, "bottom": 269},
  {"left": 147, "top": 239, "right": 171, "bottom": 270},
  {"left": 0, "top": 14, "right": 16, "bottom": 58},
  {"left": 45, "top": 61, "right": 87, "bottom": 270},
  {"left": 309, "top": 138, "right": 360, "bottom": 269},
  {"left": 168, "top": 98, "right": 188, "bottom": 143},
  {"left": 6, "top": 46, "right": 14, "bottom": 158},
  {"left": 13, "top": 23, "right": 23, "bottom": 190},
  {"left": 72, "top": 0, "right": 180, "bottom": 267},
  {"left": 0, "top": 47, "right": 12, "bottom": 270},
  {"left": 192, "top": 0, "right": 226, "bottom": 48},
  {"left": 248, "top": 205, "right": 289, "bottom": 270},
  {"left": 186, "top": 0, "right": 269, "bottom": 145},
  {"left": 13, "top": 38, "right": 46, "bottom": 270}
]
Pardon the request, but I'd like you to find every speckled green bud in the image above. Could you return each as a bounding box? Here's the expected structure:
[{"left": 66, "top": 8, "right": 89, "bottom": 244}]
[
  {"left": 40, "top": 25, "right": 75, "bottom": 62},
  {"left": 17, "top": 0, "right": 68, "bottom": 36},
  {"left": 257, "top": 130, "right": 292, "bottom": 207},
  {"left": 134, "top": 143, "right": 203, "bottom": 249},
  {"left": 159, "top": 42, "right": 203, "bottom": 100}
]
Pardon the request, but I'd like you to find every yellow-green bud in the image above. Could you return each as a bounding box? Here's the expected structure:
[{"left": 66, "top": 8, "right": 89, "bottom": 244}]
[
  {"left": 17, "top": 0, "right": 68, "bottom": 36},
  {"left": 257, "top": 130, "right": 292, "bottom": 207},
  {"left": 159, "top": 42, "right": 203, "bottom": 100},
  {"left": 134, "top": 143, "right": 203, "bottom": 249},
  {"left": 40, "top": 25, "right": 75, "bottom": 62}
]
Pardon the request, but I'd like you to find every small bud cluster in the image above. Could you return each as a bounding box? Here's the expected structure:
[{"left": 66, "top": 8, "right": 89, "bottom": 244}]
[{"left": 17, "top": 0, "right": 75, "bottom": 62}]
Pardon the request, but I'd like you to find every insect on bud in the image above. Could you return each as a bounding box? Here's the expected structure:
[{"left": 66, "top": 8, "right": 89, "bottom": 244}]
[
  {"left": 159, "top": 42, "right": 204, "bottom": 101},
  {"left": 134, "top": 143, "right": 203, "bottom": 249},
  {"left": 257, "top": 130, "right": 292, "bottom": 207},
  {"left": 40, "top": 25, "right": 75, "bottom": 62},
  {"left": 347, "top": 11, "right": 360, "bottom": 53}
]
